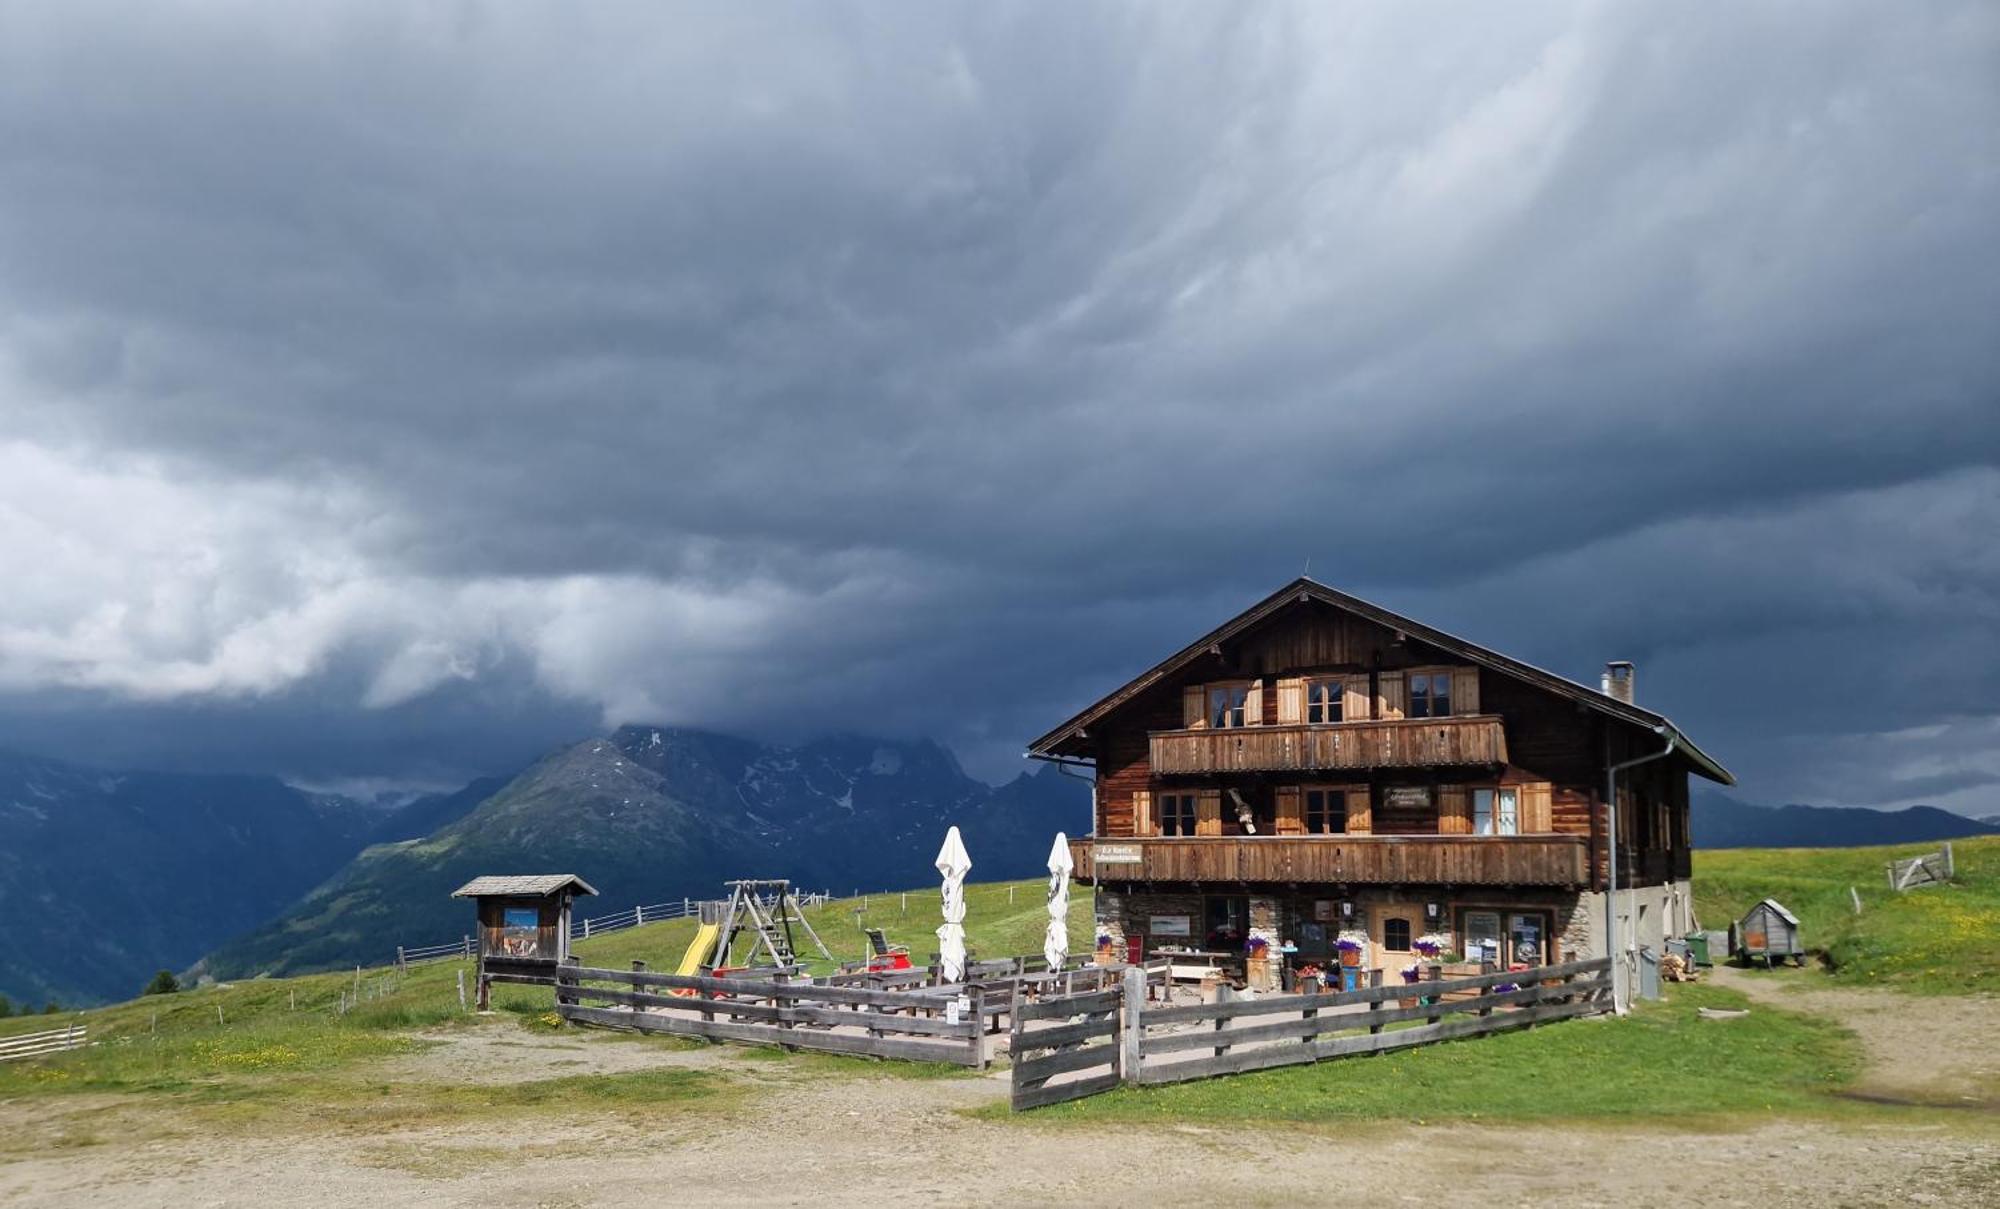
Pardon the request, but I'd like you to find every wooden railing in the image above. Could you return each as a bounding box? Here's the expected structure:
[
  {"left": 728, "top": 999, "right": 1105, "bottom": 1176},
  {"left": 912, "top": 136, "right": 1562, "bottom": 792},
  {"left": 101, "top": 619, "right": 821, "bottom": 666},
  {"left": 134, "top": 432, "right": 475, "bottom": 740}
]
[
  {"left": 1007, "top": 957, "right": 1611, "bottom": 1109},
  {"left": 0, "top": 1022, "right": 87, "bottom": 1063},
  {"left": 1150, "top": 716, "right": 1508, "bottom": 775},
  {"left": 1071, "top": 834, "right": 1590, "bottom": 886}
]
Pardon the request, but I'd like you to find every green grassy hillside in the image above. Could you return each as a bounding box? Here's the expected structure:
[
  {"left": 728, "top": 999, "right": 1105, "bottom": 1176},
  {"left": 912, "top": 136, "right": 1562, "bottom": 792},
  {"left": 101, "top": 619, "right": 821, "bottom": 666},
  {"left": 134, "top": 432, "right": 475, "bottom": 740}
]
[
  {"left": 0, "top": 878, "right": 1094, "bottom": 1103},
  {"left": 1693, "top": 835, "right": 2000, "bottom": 994}
]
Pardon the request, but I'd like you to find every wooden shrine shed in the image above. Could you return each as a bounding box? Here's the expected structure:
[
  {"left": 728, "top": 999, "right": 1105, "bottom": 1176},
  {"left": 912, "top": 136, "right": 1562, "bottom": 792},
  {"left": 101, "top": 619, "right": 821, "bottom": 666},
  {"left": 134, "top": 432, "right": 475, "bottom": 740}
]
[
  {"left": 1730, "top": 898, "right": 1802, "bottom": 967},
  {"left": 452, "top": 874, "right": 598, "bottom": 1007}
]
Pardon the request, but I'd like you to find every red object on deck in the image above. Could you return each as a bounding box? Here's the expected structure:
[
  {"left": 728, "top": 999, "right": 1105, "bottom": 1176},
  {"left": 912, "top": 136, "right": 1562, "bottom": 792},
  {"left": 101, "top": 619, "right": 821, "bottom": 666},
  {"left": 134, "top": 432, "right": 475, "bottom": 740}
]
[
  {"left": 1126, "top": 935, "right": 1143, "bottom": 965},
  {"left": 867, "top": 953, "right": 912, "bottom": 972}
]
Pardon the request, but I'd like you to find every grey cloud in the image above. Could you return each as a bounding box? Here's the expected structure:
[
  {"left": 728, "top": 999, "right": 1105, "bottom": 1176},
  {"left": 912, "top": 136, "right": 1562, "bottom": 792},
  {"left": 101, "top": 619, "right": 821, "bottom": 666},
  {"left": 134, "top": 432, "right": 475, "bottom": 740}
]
[{"left": 0, "top": 2, "right": 1995, "bottom": 804}]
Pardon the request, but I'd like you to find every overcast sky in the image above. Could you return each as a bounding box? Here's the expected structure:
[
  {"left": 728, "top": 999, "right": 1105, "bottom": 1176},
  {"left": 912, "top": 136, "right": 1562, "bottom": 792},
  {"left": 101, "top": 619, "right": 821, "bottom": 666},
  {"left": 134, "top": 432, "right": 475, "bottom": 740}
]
[{"left": 1, "top": 2, "right": 1995, "bottom": 812}]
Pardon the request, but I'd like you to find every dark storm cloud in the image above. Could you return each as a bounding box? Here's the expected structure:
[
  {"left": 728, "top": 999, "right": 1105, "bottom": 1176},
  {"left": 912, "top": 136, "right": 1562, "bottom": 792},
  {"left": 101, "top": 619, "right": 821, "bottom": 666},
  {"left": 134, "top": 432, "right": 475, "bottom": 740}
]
[{"left": 0, "top": 2, "right": 1995, "bottom": 809}]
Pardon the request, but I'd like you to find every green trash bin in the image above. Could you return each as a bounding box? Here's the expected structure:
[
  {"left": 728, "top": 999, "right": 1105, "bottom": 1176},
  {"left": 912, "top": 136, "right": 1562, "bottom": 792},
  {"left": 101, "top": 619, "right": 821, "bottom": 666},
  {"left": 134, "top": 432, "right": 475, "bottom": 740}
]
[{"left": 1684, "top": 930, "right": 1711, "bottom": 967}]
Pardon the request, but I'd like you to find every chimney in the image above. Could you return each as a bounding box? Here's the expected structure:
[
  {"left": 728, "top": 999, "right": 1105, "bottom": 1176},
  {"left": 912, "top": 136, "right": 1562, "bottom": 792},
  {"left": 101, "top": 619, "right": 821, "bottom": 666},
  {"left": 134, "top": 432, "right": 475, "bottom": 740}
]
[{"left": 1602, "top": 661, "right": 1635, "bottom": 705}]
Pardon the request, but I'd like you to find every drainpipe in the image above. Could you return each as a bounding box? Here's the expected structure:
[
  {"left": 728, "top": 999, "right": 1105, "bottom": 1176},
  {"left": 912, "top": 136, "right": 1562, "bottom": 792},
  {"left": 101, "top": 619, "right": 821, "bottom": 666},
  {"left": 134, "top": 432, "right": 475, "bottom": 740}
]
[{"left": 1605, "top": 727, "right": 1674, "bottom": 1014}]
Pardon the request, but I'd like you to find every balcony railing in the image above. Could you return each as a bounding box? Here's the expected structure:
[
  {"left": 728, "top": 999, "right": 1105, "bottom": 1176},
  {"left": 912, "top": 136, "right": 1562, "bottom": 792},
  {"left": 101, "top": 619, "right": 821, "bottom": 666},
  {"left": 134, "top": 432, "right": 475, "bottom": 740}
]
[
  {"left": 1070, "top": 834, "right": 1588, "bottom": 887},
  {"left": 1149, "top": 716, "right": 1508, "bottom": 776}
]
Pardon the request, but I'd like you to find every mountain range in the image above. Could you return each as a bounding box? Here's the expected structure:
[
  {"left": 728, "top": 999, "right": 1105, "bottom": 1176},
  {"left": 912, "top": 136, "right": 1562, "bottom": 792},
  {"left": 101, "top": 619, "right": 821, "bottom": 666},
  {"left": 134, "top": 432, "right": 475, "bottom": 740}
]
[
  {"left": 200, "top": 727, "right": 1088, "bottom": 983},
  {"left": 7, "top": 731, "right": 1996, "bottom": 1008},
  {"left": 1690, "top": 789, "right": 1999, "bottom": 849}
]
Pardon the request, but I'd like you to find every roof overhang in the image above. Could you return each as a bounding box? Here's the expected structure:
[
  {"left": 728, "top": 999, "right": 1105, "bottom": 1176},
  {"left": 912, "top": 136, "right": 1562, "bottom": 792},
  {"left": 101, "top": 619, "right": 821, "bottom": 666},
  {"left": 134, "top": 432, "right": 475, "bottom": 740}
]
[
  {"left": 1026, "top": 576, "right": 1734, "bottom": 786},
  {"left": 451, "top": 874, "right": 600, "bottom": 899}
]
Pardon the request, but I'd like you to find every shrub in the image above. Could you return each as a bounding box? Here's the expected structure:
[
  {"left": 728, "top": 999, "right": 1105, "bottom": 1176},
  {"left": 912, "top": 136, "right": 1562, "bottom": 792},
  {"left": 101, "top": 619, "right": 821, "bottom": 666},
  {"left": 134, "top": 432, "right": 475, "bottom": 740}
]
[{"left": 142, "top": 970, "right": 182, "bottom": 997}]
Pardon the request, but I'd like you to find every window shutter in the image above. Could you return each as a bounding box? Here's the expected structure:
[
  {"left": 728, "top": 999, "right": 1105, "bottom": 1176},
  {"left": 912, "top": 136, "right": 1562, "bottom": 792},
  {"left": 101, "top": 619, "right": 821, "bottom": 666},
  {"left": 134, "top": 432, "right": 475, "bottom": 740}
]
[
  {"left": 1437, "top": 785, "right": 1472, "bottom": 835},
  {"left": 1243, "top": 679, "right": 1264, "bottom": 726},
  {"left": 1452, "top": 667, "right": 1480, "bottom": 715},
  {"left": 1275, "top": 785, "right": 1303, "bottom": 835},
  {"left": 1522, "top": 782, "right": 1553, "bottom": 833},
  {"left": 1378, "top": 671, "right": 1406, "bottom": 720},
  {"left": 1132, "top": 789, "right": 1152, "bottom": 837},
  {"left": 1344, "top": 786, "right": 1373, "bottom": 835},
  {"left": 1276, "top": 677, "right": 1305, "bottom": 724},
  {"left": 1196, "top": 790, "right": 1223, "bottom": 837},
  {"left": 1183, "top": 685, "right": 1205, "bottom": 729},
  {"left": 1342, "top": 677, "right": 1370, "bottom": 721}
]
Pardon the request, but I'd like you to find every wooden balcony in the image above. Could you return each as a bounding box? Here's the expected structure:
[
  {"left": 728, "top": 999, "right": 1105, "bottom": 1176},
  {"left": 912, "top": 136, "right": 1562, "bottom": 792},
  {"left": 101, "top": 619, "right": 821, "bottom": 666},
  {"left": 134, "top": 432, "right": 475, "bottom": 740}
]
[
  {"left": 1070, "top": 834, "right": 1588, "bottom": 888},
  {"left": 1149, "top": 716, "right": 1508, "bottom": 776}
]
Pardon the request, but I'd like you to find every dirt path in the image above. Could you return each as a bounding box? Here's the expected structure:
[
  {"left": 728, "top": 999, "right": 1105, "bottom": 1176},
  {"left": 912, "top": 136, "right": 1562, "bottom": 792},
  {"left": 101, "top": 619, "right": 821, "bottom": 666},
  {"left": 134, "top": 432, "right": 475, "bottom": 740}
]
[
  {"left": 3, "top": 1014, "right": 1997, "bottom": 1207},
  {"left": 1710, "top": 966, "right": 2000, "bottom": 1109}
]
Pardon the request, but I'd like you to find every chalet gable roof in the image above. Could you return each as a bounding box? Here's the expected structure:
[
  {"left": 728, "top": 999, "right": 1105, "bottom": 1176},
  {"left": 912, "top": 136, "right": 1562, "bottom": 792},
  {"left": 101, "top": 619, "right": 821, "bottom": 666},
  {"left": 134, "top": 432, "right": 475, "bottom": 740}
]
[
  {"left": 1026, "top": 576, "right": 1733, "bottom": 785},
  {"left": 451, "top": 874, "right": 599, "bottom": 899}
]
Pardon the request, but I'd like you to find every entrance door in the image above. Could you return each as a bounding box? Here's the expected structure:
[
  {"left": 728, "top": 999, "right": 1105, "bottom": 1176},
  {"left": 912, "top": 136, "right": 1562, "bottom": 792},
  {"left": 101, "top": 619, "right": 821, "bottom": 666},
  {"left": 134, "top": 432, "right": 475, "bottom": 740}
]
[{"left": 1370, "top": 905, "right": 1420, "bottom": 973}]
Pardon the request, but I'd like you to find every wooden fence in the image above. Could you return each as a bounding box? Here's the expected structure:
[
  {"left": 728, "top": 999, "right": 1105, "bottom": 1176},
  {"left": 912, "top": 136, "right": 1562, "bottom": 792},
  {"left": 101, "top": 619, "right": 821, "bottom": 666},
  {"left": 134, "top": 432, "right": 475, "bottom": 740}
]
[
  {"left": 554, "top": 961, "right": 993, "bottom": 1066},
  {"left": 1888, "top": 844, "right": 1954, "bottom": 891},
  {"left": 1008, "top": 982, "right": 1125, "bottom": 1110},
  {"left": 0, "top": 1022, "right": 88, "bottom": 1063},
  {"left": 1127, "top": 956, "right": 1610, "bottom": 1086},
  {"left": 1004, "top": 956, "right": 1611, "bottom": 1109}
]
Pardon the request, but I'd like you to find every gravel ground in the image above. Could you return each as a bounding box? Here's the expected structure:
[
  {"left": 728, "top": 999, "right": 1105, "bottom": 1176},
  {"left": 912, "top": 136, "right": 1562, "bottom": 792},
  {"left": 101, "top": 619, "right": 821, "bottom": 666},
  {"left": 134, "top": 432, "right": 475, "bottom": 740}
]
[{"left": 2, "top": 988, "right": 1996, "bottom": 1208}]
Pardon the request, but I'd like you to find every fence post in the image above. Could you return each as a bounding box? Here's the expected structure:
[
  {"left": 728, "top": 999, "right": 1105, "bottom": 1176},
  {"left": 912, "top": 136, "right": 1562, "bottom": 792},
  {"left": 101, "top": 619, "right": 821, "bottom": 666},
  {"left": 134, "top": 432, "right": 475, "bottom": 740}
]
[
  {"left": 635, "top": 904, "right": 645, "bottom": 927},
  {"left": 969, "top": 984, "right": 988, "bottom": 1070},
  {"left": 1426, "top": 965, "right": 1442, "bottom": 1025},
  {"left": 1368, "top": 969, "right": 1384, "bottom": 1035},
  {"left": 556, "top": 956, "right": 580, "bottom": 1013},
  {"left": 396, "top": 945, "right": 406, "bottom": 973},
  {"left": 1211, "top": 984, "right": 1233, "bottom": 1059},
  {"left": 457, "top": 968, "right": 466, "bottom": 1011},
  {"left": 583, "top": 917, "right": 592, "bottom": 939},
  {"left": 1850, "top": 886, "right": 1863, "bottom": 915},
  {"left": 1945, "top": 842, "right": 1955, "bottom": 881},
  {"left": 1121, "top": 963, "right": 1144, "bottom": 1085}
]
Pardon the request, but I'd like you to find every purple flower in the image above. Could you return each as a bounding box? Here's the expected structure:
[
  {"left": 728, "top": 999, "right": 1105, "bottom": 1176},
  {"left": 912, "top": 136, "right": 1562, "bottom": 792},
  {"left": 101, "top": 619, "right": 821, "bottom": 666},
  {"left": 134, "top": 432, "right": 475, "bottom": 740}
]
[
  {"left": 1336, "top": 939, "right": 1363, "bottom": 954},
  {"left": 1246, "top": 937, "right": 1270, "bottom": 954},
  {"left": 1492, "top": 982, "right": 1519, "bottom": 995}
]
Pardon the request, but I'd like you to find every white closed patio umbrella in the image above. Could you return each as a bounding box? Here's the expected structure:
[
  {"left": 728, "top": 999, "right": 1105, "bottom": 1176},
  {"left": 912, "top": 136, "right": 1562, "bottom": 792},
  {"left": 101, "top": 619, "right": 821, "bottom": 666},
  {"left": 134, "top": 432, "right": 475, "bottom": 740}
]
[
  {"left": 935, "top": 826, "right": 972, "bottom": 983},
  {"left": 1044, "top": 832, "right": 1073, "bottom": 971}
]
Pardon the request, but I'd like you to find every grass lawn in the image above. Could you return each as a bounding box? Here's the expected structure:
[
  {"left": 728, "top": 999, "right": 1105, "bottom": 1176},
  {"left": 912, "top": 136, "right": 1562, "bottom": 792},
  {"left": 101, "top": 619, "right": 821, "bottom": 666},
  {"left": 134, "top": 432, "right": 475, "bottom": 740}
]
[
  {"left": 1018, "top": 981, "right": 1863, "bottom": 1125},
  {"left": 0, "top": 879, "right": 1087, "bottom": 1108},
  {"left": 1694, "top": 835, "right": 2000, "bottom": 994}
]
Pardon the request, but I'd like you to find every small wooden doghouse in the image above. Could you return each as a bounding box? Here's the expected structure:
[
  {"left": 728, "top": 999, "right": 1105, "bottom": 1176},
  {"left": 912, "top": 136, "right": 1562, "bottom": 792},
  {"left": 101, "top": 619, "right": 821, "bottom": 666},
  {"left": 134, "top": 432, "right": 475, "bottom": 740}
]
[
  {"left": 452, "top": 874, "right": 598, "bottom": 1008},
  {"left": 1731, "top": 898, "right": 1803, "bottom": 967}
]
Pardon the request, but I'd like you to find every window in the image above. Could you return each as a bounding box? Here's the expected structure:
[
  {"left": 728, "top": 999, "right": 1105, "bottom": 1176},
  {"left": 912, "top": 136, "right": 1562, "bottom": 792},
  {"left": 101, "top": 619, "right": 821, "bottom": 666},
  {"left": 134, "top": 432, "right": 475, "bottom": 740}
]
[
  {"left": 1303, "top": 786, "right": 1347, "bottom": 835},
  {"left": 1208, "top": 684, "right": 1248, "bottom": 728},
  {"left": 1158, "top": 791, "right": 1198, "bottom": 837},
  {"left": 1382, "top": 917, "right": 1412, "bottom": 952},
  {"left": 1457, "top": 908, "right": 1552, "bottom": 968},
  {"left": 1307, "top": 679, "right": 1343, "bottom": 724},
  {"left": 1409, "top": 671, "right": 1452, "bottom": 718},
  {"left": 1463, "top": 910, "right": 1502, "bottom": 965},
  {"left": 1204, "top": 896, "right": 1247, "bottom": 950},
  {"left": 1473, "top": 787, "right": 1518, "bottom": 836}
]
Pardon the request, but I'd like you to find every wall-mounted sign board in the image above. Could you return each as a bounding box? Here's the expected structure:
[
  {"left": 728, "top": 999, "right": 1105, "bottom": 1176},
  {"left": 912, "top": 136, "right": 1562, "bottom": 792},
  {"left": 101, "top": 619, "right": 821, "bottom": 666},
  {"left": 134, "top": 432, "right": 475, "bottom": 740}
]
[
  {"left": 1095, "top": 843, "right": 1143, "bottom": 865},
  {"left": 1383, "top": 786, "right": 1432, "bottom": 810}
]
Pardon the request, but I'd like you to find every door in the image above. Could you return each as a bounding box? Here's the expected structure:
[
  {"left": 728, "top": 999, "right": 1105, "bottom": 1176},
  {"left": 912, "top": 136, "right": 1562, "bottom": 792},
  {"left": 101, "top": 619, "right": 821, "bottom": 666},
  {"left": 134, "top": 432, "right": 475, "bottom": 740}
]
[{"left": 1371, "top": 905, "right": 1420, "bottom": 973}]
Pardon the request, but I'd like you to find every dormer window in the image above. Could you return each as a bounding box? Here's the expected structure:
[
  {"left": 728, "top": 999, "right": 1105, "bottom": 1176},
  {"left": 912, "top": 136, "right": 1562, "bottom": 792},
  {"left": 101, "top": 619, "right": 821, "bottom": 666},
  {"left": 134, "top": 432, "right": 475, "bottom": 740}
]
[{"left": 1409, "top": 671, "right": 1453, "bottom": 719}]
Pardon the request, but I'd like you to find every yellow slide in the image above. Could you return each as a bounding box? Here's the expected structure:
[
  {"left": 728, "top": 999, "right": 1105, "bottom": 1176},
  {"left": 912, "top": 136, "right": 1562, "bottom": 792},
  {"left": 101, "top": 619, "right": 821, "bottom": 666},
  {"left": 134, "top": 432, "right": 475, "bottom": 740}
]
[{"left": 676, "top": 921, "right": 720, "bottom": 977}]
